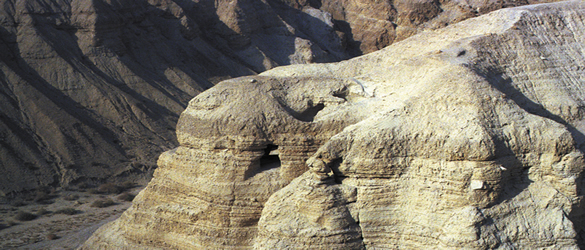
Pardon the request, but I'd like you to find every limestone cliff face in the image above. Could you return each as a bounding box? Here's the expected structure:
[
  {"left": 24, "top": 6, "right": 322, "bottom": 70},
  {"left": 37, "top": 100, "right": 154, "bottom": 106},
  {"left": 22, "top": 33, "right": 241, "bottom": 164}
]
[
  {"left": 81, "top": 75, "right": 375, "bottom": 248},
  {"left": 280, "top": 0, "right": 564, "bottom": 54},
  {"left": 84, "top": 1, "right": 585, "bottom": 249},
  {"left": 0, "top": 0, "right": 355, "bottom": 195},
  {"left": 0, "top": 0, "right": 552, "bottom": 195}
]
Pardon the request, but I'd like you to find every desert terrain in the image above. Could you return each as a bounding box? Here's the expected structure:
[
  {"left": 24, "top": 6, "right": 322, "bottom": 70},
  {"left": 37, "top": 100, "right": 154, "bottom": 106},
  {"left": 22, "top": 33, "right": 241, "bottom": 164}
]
[
  {"left": 1, "top": 184, "right": 143, "bottom": 249},
  {"left": 83, "top": 1, "right": 585, "bottom": 249},
  {"left": 2, "top": 0, "right": 583, "bottom": 249}
]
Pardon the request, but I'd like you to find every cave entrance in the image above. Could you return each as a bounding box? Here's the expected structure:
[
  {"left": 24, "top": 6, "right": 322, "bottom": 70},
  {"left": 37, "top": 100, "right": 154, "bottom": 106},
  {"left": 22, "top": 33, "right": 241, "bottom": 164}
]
[
  {"left": 330, "top": 158, "right": 345, "bottom": 184},
  {"left": 244, "top": 144, "right": 281, "bottom": 180},
  {"left": 260, "top": 144, "right": 281, "bottom": 169}
]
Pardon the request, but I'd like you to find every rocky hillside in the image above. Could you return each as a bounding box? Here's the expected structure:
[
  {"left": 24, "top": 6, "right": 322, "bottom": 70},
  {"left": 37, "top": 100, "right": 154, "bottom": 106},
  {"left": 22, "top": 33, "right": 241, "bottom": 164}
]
[
  {"left": 82, "top": 1, "right": 585, "bottom": 249},
  {"left": 0, "top": 0, "right": 555, "bottom": 195}
]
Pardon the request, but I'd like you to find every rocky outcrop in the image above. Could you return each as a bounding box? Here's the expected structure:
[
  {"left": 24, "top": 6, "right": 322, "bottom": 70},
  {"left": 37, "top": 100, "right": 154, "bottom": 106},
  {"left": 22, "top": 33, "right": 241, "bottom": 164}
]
[
  {"left": 83, "top": 1, "right": 585, "bottom": 249},
  {"left": 0, "top": 0, "right": 358, "bottom": 195},
  {"left": 81, "top": 74, "right": 374, "bottom": 248},
  {"left": 281, "top": 0, "right": 564, "bottom": 54},
  {"left": 0, "top": 0, "right": 552, "bottom": 195}
]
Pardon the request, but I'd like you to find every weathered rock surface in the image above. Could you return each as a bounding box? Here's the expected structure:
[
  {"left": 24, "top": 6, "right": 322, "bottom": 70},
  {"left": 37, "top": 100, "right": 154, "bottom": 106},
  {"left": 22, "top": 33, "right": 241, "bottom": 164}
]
[
  {"left": 0, "top": 0, "right": 222, "bottom": 195},
  {"left": 81, "top": 74, "right": 373, "bottom": 248},
  {"left": 282, "top": 0, "right": 564, "bottom": 54},
  {"left": 0, "top": 0, "right": 358, "bottom": 195},
  {"left": 1, "top": 0, "right": 553, "bottom": 195},
  {"left": 83, "top": 1, "right": 585, "bottom": 249}
]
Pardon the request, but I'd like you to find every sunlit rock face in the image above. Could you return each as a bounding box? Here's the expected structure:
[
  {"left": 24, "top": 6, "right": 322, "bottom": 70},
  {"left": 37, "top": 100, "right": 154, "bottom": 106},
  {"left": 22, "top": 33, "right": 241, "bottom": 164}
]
[
  {"left": 81, "top": 73, "right": 372, "bottom": 248},
  {"left": 0, "top": 0, "right": 354, "bottom": 195},
  {"left": 279, "top": 0, "right": 564, "bottom": 54},
  {"left": 82, "top": 1, "right": 585, "bottom": 249},
  {"left": 0, "top": 0, "right": 551, "bottom": 195}
]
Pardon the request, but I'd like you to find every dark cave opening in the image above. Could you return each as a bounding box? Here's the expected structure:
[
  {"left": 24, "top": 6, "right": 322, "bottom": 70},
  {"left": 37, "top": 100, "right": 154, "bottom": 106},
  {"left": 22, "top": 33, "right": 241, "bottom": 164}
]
[
  {"left": 244, "top": 144, "right": 282, "bottom": 180},
  {"left": 260, "top": 144, "right": 280, "bottom": 169},
  {"left": 330, "top": 158, "right": 345, "bottom": 184}
]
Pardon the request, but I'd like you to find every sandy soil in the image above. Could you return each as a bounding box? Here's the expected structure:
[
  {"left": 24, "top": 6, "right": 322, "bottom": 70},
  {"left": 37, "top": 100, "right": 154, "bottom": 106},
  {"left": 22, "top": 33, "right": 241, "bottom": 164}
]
[{"left": 0, "top": 187, "right": 142, "bottom": 250}]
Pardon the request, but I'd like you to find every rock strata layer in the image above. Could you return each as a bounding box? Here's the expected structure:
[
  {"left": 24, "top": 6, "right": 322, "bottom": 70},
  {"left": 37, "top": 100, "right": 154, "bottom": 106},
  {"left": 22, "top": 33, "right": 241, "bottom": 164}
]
[
  {"left": 0, "top": 0, "right": 552, "bottom": 195},
  {"left": 84, "top": 1, "right": 585, "bottom": 249}
]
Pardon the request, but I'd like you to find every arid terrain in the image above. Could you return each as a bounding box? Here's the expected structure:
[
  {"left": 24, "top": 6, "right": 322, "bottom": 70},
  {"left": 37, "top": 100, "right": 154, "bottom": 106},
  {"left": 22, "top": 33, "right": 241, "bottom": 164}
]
[
  {"left": 0, "top": 0, "right": 556, "bottom": 195},
  {"left": 1, "top": 0, "right": 580, "bottom": 249},
  {"left": 83, "top": 1, "right": 585, "bottom": 249},
  {"left": 0, "top": 185, "right": 143, "bottom": 249}
]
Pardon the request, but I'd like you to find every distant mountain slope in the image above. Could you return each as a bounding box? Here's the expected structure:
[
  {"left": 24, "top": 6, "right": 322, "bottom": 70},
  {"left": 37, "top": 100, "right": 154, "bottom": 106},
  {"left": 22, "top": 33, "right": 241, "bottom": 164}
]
[
  {"left": 83, "top": 1, "right": 585, "bottom": 249},
  {"left": 0, "top": 0, "right": 552, "bottom": 195}
]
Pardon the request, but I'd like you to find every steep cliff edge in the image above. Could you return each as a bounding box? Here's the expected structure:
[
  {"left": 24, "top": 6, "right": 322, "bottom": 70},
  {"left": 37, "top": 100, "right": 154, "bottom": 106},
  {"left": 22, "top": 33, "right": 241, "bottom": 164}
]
[
  {"left": 83, "top": 1, "right": 585, "bottom": 249},
  {"left": 0, "top": 0, "right": 354, "bottom": 195},
  {"left": 0, "top": 0, "right": 552, "bottom": 195}
]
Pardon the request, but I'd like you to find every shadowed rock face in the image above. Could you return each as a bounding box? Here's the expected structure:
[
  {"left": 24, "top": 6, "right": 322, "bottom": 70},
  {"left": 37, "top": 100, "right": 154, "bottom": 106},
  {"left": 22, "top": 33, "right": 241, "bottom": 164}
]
[
  {"left": 279, "top": 0, "right": 563, "bottom": 55},
  {"left": 1, "top": 0, "right": 365, "bottom": 195},
  {"left": 0, "top": 0, "right": 550, "bottom": 196},
  {"left": 83, "top": 1, "right": 585, "bottom": 249}
]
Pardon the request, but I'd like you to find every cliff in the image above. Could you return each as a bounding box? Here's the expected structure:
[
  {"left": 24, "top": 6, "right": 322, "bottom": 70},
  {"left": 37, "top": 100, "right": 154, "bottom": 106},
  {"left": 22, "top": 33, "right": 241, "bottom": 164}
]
[
  {"left": 1, "top": 0, "right": 547, "bottom": 195},
  {"left": 83, "top": 1, "right": 585, "bottom": 249}
]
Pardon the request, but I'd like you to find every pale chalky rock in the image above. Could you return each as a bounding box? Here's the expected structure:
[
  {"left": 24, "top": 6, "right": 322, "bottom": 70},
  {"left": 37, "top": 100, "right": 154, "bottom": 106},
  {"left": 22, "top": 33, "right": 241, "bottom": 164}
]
[
  {"left": 0, "top": 0, "right": 350, "bottom": 195},
  {"left": 81, "top": 75, "right": 376, "bottom": 248},
  {"left": 0, "top": 0, "right": 554, "bottom": 195},
  {"left": 83, "top": 1, "right": 585, "bottom": 249}
]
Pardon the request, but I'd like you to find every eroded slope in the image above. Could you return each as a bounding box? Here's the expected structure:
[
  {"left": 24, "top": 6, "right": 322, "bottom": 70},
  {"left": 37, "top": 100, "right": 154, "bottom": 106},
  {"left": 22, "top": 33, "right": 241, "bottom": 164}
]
[
  {"left": 84, "top": 1, "right": 585, "bottom": 249},
  {"left": 0, "top": 0, "right": 557, "bottom": 195}
]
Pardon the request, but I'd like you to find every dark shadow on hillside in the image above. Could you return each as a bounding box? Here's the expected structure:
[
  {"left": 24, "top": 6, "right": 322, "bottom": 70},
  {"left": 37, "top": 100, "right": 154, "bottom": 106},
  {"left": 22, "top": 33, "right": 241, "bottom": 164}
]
[
  {"left": 0, "top": 15, "right": 185, "bottom": 190},
  {"left": 90, "top": 0, "right": 240, "bottom": 94},
  {"left": 173, "top": 0, "right": 355, "bottom": 70},
  {"left": 27, "top": 8, "right": 186, "bottom": 132},
  {"left": 4, "top": 55, "right": 126, "bottom": 154},
  {"left": 265, "top": 0, "right": 356, "bottom": 62},
  {"left": 0, "top": 19, "right": 126, "bottom": 157}
]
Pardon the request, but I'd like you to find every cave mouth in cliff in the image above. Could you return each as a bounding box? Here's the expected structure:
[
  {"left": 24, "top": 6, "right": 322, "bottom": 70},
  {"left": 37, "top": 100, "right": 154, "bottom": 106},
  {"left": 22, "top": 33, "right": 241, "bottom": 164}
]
[
  {"left": 260, "top": 144, "right": 281, "bottom": 169},
  {"left": 330, "top": 158, "right": 345, "bottom": 184},
  {"left": 245, "top": 144, "right": 281, "bottom": 180}
]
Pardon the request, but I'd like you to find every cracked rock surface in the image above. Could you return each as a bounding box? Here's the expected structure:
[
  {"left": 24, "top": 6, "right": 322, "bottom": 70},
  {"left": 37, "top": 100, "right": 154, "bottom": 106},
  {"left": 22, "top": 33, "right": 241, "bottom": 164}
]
[
  {"left": 85, "top": 1, "right": 585, "bottom": 249},
  {"left": 82, "top": 1, "right": 585, "bottom": 249},
  {"left": 0, "top": 0, "right": 554, "bottom": 195}
]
